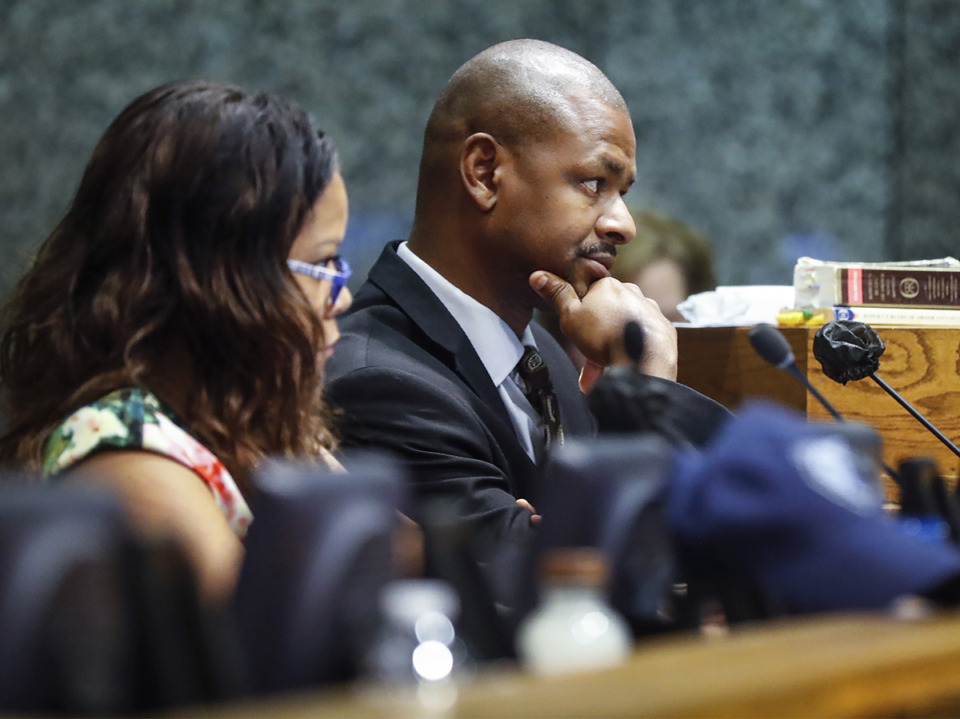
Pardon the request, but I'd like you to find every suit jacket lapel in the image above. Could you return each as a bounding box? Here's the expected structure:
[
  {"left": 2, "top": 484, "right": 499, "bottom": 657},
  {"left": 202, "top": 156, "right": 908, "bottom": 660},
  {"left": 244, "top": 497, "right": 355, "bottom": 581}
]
[{"left": 367, "top": 242, "right": 522, "bottom": 439}]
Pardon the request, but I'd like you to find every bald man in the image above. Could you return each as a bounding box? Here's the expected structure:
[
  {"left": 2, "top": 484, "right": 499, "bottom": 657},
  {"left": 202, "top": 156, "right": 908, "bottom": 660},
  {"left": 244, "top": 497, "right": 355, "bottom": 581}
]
[{"left": 325, "top": 40, "right": 676, "bottom": 548}]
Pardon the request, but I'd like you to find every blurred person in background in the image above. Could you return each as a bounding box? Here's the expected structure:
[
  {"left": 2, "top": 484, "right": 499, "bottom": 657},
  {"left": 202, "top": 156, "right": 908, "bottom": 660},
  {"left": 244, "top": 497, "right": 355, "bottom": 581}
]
[{"left": 612, "top": 209, "right": 716, "bottom": 323}]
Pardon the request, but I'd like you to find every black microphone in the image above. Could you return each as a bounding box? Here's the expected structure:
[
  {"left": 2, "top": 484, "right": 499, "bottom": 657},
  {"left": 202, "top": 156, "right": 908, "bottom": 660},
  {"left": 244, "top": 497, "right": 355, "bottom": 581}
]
[
  {"left": 748, "top": 323, "right": 901, "bottom": 486},
  {"left": 623, "top": 319, "right": 645, "bottom": 366},
  {"left": 621, "top": 321, "right": 694, "bottom": 450},
  {"left": 587, "top": 322, "right": 731, "bottom": 449},
  {"left": 748, "top": 323, "right": 844, "bottom": 422},
  {"left": 812, "top": 320, "right": 960, "bottom": 463}
]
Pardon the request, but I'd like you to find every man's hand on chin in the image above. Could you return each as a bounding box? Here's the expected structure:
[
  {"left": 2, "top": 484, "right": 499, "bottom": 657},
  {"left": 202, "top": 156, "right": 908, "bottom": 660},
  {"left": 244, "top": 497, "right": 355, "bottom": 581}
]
[{"left": 530, "top": 270, "right": 678, "bottom": 388}]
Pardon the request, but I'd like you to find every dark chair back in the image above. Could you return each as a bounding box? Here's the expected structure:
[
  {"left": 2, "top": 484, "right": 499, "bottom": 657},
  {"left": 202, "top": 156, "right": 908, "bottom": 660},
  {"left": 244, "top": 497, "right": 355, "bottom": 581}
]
[
  {"left": 0, "top": 481, "right": 136, "bottom": 713},
  {"left": 535, "top": 435, "right": 679, "bottom": 635},
  {"left": 233, "top": 452, "right": 403, "bottom": 694},
  {"left": 0, "top": 478, "right": 241, "bottom": 714}
]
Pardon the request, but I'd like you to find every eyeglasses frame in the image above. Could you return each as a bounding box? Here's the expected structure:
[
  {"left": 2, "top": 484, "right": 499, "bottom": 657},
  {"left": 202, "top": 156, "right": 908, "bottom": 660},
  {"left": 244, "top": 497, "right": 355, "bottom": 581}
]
[{"left": 287, "top": 256, "right": 352, "bottom": 307}]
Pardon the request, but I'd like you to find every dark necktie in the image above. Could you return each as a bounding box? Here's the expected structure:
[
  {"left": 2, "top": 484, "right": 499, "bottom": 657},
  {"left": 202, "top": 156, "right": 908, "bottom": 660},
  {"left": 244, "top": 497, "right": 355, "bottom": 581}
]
[{"left": 515, "top": 346, "right": 565, "bottom": 447}]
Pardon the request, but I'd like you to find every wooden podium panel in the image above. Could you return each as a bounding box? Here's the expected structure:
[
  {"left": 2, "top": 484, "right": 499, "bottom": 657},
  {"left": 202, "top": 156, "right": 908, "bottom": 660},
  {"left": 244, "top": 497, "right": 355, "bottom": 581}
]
[
  {"left": 677, "top": 325, "right": 960, "bottom": 494},
  {"left": 176, "top": 611, "right": 960, "bottom": 718}
]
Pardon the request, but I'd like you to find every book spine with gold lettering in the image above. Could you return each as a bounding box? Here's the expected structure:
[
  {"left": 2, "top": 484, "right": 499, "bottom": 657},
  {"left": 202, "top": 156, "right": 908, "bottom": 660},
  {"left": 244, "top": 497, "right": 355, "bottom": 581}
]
[
  {"left": 795, "top": 260, "right": 960, "bottom": 309},
  {"left": 837, "top": 267, "right": 960, "bottom": 307}
]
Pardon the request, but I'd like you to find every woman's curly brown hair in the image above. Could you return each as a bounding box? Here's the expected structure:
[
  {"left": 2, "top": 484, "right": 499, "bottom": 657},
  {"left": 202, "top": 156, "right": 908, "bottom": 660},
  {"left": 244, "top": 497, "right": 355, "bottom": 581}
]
[{"left": 0, "top": 80, "right": 341, "bottom": 492}]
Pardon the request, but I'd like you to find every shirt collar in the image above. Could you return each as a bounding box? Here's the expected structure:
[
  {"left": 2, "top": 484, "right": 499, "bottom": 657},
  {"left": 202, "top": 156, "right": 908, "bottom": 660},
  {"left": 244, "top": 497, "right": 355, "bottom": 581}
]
[{"left": 397, "top": 241, "right": 535, "bottom": 386}]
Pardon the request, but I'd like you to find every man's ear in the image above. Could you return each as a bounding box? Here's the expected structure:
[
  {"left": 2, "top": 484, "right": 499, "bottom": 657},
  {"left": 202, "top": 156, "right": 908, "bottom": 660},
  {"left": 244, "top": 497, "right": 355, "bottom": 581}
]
[{"left": 460, "top": 133, "right": 502, "bottom": 211}]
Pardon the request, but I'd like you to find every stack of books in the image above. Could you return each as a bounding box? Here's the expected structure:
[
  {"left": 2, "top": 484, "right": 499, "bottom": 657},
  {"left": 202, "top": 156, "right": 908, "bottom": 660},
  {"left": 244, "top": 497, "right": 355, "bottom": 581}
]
[{"left": 783, "top": 256, "right": 960, "bottom": 327}]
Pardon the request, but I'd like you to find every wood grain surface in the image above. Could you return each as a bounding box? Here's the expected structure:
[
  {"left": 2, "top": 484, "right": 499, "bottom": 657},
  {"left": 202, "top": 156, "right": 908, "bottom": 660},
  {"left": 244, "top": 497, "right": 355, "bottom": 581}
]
[
  {"left": 173, "top": 610, "right": 960, "bottom": 718},
  {"left": 678, "top": 325, "right": 960, "bottom": 498}
]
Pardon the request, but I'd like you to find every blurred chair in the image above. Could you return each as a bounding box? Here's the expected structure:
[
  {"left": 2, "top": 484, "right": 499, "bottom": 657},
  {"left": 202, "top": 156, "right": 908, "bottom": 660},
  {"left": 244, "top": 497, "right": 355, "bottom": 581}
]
[
  {"left": 536, "top": 436, "right": 781, "bottom": 632},
  {"left": 535, "top": 436, "right": 680, "bottom": 636},
  {"left": 0, "top": 478, "right": 241, "bottom": 714},
  {"left": 233, "top": 451, "right": 403, "bottom": 694},
  {"left": 419, "top": 497, "right": 519, "bottom": 661},
  {"left": 0, "top": 480, "right": 134, "bottom": 713}
]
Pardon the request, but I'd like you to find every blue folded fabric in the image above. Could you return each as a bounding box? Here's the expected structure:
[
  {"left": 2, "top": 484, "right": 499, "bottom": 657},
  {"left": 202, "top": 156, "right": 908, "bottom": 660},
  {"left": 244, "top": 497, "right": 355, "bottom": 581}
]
[{"left": 668, "top": 401, "right": 960, "bottom": 612}]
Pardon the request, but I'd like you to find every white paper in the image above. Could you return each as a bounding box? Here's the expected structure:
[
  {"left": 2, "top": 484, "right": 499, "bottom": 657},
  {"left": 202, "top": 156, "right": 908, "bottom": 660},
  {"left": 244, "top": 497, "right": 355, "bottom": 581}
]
[{"left": 677, "top": 286, "right": 795, "bottom": 327}]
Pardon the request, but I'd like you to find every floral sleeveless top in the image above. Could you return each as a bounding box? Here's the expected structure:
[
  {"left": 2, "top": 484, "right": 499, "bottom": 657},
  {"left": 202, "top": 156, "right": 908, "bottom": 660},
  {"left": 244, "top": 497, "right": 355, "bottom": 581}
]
[{"left": 42, "top": 388, "right": 252, "bottom": 537}]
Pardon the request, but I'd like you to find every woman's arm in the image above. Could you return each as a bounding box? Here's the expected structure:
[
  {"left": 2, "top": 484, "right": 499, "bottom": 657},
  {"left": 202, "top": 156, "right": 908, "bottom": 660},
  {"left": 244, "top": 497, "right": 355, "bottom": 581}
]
[{"left": 65, "top": 449, "right": 244, "bottom": 604}]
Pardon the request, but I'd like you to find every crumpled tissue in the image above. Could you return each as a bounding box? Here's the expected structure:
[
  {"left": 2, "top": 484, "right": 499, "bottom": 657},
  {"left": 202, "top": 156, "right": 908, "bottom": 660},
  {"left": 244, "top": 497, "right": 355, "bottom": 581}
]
[{"left": 677, "top": 286, "right": 795, "bottom": 327}]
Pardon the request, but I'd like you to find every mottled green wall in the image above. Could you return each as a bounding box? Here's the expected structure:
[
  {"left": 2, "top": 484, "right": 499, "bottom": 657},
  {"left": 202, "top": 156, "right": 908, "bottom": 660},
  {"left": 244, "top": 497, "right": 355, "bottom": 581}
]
[{"left": 2, "top": 0, "right": 958, "bottom": 299}]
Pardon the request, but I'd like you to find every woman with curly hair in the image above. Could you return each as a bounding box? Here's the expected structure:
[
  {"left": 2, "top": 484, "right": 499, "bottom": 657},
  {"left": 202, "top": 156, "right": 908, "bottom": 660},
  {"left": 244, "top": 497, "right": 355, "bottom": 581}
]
[{"left": 0, "top": 80, "right": 352, "bottom": 601}]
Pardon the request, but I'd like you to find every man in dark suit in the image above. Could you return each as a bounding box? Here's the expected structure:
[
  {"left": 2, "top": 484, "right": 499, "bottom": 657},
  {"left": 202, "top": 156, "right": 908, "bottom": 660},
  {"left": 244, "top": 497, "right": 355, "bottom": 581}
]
[{"left": 325, "top": 39, "right": 677, "bottom": 549}]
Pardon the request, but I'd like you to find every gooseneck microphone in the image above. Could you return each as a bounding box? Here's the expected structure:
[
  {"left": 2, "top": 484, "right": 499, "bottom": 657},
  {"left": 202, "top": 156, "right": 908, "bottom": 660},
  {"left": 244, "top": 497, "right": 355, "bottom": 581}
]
[
  {"left": 749, "top": 322, "right": 901, "bottom": 485},
  {"left": 812, "top": 320, "right": 960, "bottom": 463},
  {"left": 620, "top": 321, "right": 693, "bottom": 449},
  {"left": 587, "top": 321, "right": 733, "bottom": 450},
  {"left": 748, "top": 323, "right": 844, "bottom": 422}
]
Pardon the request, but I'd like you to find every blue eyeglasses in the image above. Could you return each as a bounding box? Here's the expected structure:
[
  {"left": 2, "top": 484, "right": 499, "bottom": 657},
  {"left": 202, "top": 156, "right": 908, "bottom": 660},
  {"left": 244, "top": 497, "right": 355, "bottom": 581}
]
[{"left": 287, "top": 256, "right": 353, "bottom": 305}]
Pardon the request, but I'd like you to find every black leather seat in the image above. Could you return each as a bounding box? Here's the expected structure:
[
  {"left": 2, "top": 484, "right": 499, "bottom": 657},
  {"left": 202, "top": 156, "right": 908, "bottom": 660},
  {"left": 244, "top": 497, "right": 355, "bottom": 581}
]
[
  {"left": 0, "top": 478, "right": 242, "bottom": 714},
  {"left": 232, "top": 452, "right": 403, "bottom": 694}
]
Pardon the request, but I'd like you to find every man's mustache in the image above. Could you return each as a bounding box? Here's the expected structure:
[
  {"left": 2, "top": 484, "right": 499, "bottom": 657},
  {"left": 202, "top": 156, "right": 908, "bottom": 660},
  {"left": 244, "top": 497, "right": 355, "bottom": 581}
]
[{"left": 577, "top": 243, "right": 618, "bottom": 258}]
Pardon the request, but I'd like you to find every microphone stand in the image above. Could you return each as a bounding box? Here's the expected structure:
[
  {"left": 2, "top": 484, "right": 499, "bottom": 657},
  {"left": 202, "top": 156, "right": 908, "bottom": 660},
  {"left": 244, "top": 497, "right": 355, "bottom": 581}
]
[
  {"left": 780, "top": 363, "right": 844, "bottom": 423},
  {"left": 749, "top": 323, "right": 902, "bottom": 487},
  {"left": 868, "top": 373, "right": 960, "bottom": 461},
  {"left": 793, "top": 367, "right": 902, "bottom": 487}
]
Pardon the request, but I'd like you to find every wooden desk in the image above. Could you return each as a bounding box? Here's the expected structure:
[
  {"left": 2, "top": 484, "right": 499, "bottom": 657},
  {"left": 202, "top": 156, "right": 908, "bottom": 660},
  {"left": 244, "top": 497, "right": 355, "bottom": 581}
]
[
  {"left": 677, "top": 325, "right": 960, "bottom": 496},
  {"left": 178, "top": 610, "right": 960, "bottom": 717}
]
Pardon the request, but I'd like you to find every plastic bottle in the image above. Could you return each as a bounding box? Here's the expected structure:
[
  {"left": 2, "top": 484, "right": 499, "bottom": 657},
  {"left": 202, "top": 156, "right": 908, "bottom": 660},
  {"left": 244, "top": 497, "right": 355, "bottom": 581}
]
[
  {"left": 516, "top": 547, "right": 632, "bottom": 675},
  {"left": 365, "top": 578, "right": 467, "bottom": 685}
]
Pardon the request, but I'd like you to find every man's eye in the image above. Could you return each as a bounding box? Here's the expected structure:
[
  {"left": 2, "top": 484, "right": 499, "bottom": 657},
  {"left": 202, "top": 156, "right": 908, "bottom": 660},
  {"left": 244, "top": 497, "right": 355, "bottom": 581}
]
[{"left": 583, "top": 179, "right": 602, "bottom": 193}]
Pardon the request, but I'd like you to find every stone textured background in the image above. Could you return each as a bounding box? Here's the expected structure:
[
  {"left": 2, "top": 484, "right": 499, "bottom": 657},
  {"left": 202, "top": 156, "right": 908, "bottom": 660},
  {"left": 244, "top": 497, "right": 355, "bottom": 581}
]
[{"left": 2, "top": 0, "right": 958, "bottom": 299}]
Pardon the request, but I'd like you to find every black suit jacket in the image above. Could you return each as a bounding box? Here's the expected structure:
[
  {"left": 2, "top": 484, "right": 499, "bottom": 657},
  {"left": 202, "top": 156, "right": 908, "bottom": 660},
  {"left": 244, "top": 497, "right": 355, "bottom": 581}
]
[{"left": 325, "top": 242, "right": 597, "bottom": 545}]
